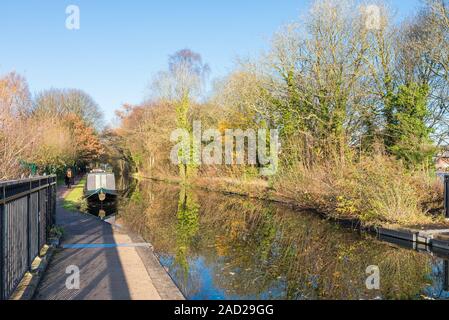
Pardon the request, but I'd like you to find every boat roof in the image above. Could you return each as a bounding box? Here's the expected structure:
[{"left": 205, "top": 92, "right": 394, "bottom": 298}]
[{"left": 86, "top": 172, "right": 116, "bottom": 191}]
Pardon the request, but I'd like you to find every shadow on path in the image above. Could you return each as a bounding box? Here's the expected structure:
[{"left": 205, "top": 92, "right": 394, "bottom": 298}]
[{"left": 34, "top": 201, "right": 132, "bottom": 300}]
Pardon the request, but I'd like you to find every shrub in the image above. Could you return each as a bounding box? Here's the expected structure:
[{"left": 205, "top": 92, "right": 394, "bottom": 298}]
[{"left": 274, "top": 153, "right": 436, "bottom": 227}]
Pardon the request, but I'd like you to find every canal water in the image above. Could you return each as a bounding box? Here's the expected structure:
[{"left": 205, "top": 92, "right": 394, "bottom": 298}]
[{"left": 89, "top": 178, "right": 449, "bottom": 300}]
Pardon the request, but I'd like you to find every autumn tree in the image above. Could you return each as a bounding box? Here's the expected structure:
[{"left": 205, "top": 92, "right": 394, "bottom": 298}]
[
  {"left": 115, "top": 102, "right": 178, "bottom": 178},
  {"left": 65, "top": 113, "right": 104, "bottom": 166},
  {"left": 0, "top": 72, "right": 34, "bottom": 179},
  {"left": 100, "top": 128, "right": 134, "bottom": 177},
  {"left": 30, "top": 89, "right": 105, "bottom": 172},
  {"left": 27, "top": 118, "right": 76, "bottom": 173}
]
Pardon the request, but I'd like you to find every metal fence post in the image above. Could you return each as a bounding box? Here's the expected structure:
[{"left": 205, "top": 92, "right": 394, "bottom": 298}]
[
  {"left": 0, "top": 184, "right": 4, "bottom": 300},
  {"left": 46, "top": 182, "right": 50, "bottom": 240},
  {"left": 445, "top": 175, "right": 449, "bottom": 219},
  {"left": 51, "top": 180, "right": 56, "bottom": 226},
  {"left": 27, "top": 195, "right": 31, "bottom": 270},
  {"left": 38, "top": 181, "right": 41, "bottom": 252}
]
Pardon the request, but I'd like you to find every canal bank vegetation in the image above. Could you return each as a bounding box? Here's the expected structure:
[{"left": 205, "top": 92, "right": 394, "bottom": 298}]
[
  {"left": 0, "top": 72, "right": 105, "bottom": 180},
  {"left": 115, "top": 0, "right": 449, "bottom": 228}
]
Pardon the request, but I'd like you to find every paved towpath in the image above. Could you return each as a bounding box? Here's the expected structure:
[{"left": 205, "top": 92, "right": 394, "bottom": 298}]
[{"left": 33, "top": 177, "right": 184, "bottom": 300}]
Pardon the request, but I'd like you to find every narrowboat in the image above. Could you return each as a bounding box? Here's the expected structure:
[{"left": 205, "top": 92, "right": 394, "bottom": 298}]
[{"left": 84, "top": 170, "right": 117, "bottom": 203}]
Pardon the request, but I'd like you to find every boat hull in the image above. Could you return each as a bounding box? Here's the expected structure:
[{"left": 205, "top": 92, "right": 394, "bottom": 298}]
[{"left": 85, "top": 188, "right": 117, "bottom": 203}]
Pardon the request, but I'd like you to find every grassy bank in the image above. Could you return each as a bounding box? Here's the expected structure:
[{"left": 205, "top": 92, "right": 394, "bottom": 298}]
[
  {"left": 270, "top": 155, "right": 445, "bottom": 228},
  {"left": 62, "top": 178, "right": 86, "bottom": 212}
]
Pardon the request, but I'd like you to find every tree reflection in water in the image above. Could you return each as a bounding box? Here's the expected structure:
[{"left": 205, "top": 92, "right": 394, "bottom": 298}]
[
  {"left": 117, "top": 179, "right": 448, "bottom": 300},
  {"left": 174, "top": 186, "right": 200, "bottom": 289}
]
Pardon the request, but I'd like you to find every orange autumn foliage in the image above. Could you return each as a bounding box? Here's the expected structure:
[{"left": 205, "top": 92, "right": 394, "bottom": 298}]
[{"left": 64, "top": 113, "right": 105, "bottom": 164}]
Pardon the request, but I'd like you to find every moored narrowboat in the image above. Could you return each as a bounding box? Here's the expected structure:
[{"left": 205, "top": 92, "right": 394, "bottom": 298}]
[{"left": 85, "top": 170, "right": 117, "bottom": 203}]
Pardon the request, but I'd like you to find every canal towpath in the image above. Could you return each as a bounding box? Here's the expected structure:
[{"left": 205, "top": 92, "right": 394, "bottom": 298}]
[{"left": 33, "top": 176, "right": 184, "bottom": 300}]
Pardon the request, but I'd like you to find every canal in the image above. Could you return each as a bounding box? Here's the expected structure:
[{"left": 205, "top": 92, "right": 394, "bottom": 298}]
[{"left": 88, "top": 178, "right": 449, "bottom": 300}]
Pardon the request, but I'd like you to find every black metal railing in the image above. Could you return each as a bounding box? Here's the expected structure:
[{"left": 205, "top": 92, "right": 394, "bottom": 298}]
[
  {"left": 445, "top": 175, "right": 449, "bottom": 219},
  {"left": 0, "top": 175, "right": 57, "bottom": 300}
]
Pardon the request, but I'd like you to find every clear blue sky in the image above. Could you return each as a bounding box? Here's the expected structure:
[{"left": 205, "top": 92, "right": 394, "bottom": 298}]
[{"left": 0, "top": 0, "right": 422, "bottom": 124}]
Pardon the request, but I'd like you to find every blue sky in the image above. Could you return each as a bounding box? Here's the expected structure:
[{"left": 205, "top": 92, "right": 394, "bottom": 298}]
[{"left": 0, "top": 1, "right": 422, "bottom": 124}]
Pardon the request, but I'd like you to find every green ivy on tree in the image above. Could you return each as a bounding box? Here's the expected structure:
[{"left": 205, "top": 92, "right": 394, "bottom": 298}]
[{"left": 387, "top": 82, "right": 435, "bottom": 168}]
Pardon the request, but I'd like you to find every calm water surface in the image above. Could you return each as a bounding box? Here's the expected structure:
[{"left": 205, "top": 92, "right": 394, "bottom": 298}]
[{"left": 89, "top": 179, "right": 449, "bottom": 300}]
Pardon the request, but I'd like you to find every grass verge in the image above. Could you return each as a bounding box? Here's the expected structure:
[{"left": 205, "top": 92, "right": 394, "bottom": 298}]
[{"left": 62, "top": 177, "right": 86, "bottom": 212}]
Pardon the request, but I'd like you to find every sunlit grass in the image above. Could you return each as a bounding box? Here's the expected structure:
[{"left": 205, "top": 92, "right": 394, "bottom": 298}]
[{"left": 62, "top": 177, "right": 86, "bottom": 212}]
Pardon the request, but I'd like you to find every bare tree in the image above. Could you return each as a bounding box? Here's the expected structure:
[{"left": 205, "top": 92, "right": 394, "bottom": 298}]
[
  {"left": 232, "top": 0, "right": 374, "bottom": 163},
  {"left": 151, "top": 49, "right": 210, "bottom": 104},
  {"left": 33, "top": 89, "right": 104, "bottom": 130}
]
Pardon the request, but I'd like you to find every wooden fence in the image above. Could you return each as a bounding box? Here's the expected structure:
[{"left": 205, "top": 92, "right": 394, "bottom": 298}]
[{"left": 0, "top": 176, "right": 57, "bottom": 300}]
